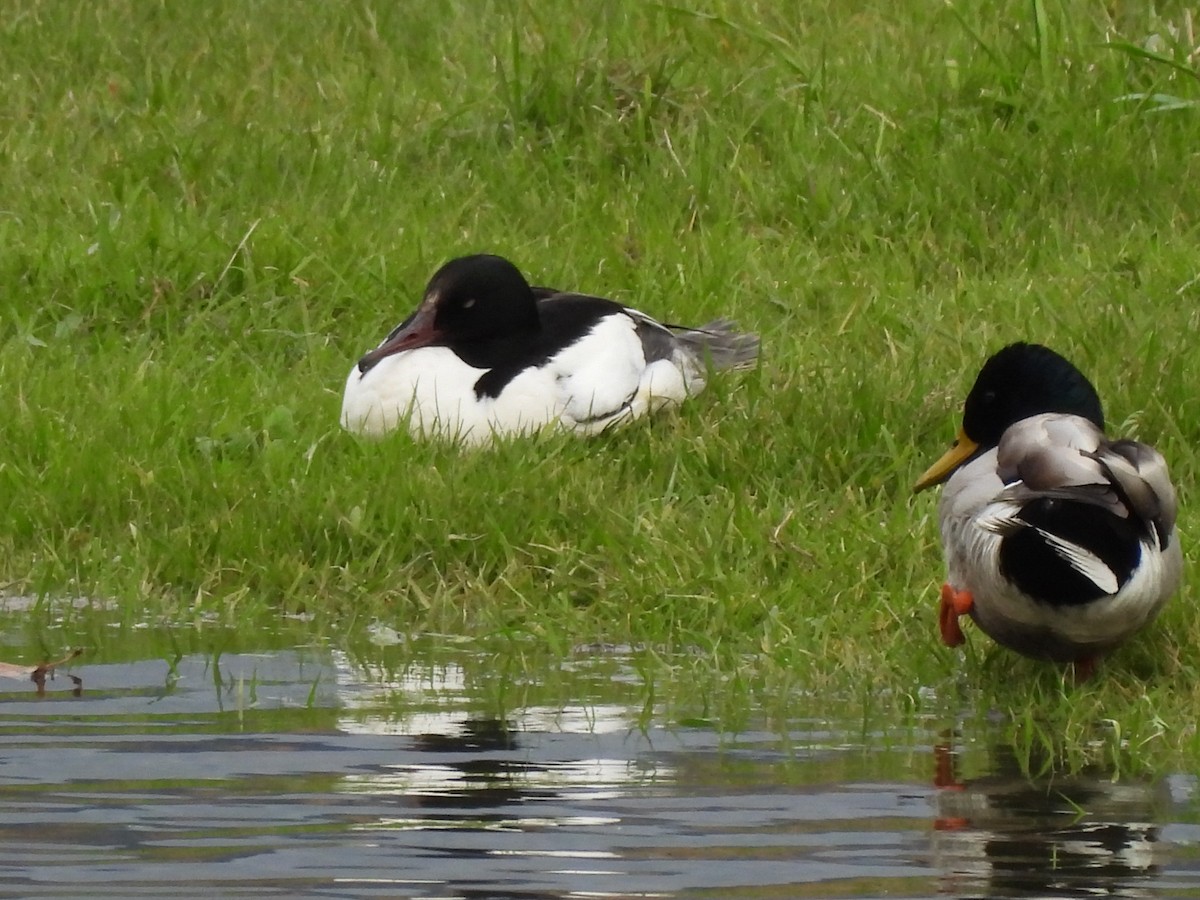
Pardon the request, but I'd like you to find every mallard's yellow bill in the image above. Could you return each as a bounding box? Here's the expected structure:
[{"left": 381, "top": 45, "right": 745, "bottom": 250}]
[{"left": 914, "top": 427, "right": 979, "bottom": 492}]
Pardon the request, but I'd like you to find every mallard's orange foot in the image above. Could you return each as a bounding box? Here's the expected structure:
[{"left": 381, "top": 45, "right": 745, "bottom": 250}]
[{"left": 939, "top": 584, "right": 973, "bottom": 648}]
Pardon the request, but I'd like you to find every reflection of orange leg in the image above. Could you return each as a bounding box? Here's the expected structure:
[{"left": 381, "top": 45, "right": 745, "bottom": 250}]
[
  {"left": 933, "top": 742, "right": 968, "bottom": 830},
  {"left": 933, "top": 742, "right": 962, "bottom": 789},
  {"left": 939, "top": 584, "right": 973, "bottom": 647}
]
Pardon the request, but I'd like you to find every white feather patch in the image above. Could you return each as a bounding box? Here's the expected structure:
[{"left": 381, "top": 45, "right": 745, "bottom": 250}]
[
  {"left": 1034, "top": 527, "right": 1121, "bottom": 595},
  {"left": 975, "top": 500, "right": 1026, "bottom": 535}
]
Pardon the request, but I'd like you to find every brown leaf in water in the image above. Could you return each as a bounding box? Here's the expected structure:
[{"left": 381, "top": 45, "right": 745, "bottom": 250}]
[{"left": 0, "top": 649, "right": 84, "bottom": 697}]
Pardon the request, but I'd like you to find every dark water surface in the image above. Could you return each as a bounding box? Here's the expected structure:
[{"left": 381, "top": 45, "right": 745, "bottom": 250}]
[{"left": 1, "top": 634, "right": 1199, "bottom": 899}]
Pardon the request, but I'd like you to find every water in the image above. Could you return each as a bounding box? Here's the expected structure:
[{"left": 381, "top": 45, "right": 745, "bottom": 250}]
[{"left": 1, "top": 638, "right": 1199, "bottom": 898}]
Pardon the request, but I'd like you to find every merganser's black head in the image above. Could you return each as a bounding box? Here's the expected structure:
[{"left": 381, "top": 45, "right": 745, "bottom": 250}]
[{"left": 357, "top": 255, "right": 539, "bottom": 374}]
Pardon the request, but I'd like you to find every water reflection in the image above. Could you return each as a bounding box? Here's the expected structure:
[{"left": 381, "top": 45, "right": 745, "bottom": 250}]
[
  {"left": 333, "top": 651, "right": 667, "bottom": 826},
  {"left": 325, "top": 650, "right": 943, "bottom": 897},
  {"left": 1, "top": 636, "right": 1199, "bottom": 898},
  {"left": 0, "top": 647, "right": 84, "bottom": 698},
  {"left": 933, "top": 739, "right": 1165, "bottom": 898}
]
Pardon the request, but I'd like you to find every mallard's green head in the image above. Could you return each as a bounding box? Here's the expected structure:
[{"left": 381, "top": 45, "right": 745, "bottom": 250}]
[{"left": 914, "top": 342, "right": 1104, "bottom": 492}]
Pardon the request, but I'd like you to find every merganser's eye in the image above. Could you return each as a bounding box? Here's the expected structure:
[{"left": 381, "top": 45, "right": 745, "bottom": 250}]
[{"left": 462, "top": 297, "right": 476, "bottom": 309}]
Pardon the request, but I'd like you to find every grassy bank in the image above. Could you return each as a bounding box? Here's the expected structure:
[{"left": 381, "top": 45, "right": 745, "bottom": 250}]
[{"left": 2, "top": 0, "right": 1200, "bottom": 768}]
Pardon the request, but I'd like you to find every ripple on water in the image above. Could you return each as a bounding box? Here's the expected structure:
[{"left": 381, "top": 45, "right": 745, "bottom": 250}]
[{"left": 0, "top": 646, "right": 1197, "bottom": 898}]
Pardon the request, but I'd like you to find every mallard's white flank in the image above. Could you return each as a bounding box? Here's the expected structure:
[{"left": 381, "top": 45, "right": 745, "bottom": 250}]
[{"left": 915, "top": 343, "right": 1181, "bottom": 675}]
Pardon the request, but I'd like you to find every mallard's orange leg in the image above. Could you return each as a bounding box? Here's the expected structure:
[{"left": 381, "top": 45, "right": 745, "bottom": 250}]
[
  {"left": 1071, "top": 656, "right": 1098, "bottom": 683},
  {"left": 939, "top": 584, "right": 973, "bottom": 647}
]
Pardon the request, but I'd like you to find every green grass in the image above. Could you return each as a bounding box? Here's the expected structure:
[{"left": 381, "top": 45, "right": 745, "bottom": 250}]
[{"left": 3, "top": 0, "right": 1200, "bottom": 772}]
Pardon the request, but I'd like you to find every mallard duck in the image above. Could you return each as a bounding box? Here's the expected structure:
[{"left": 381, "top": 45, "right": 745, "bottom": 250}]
[
  {"left": 340, "top": 254, "right": 759, "bottom": 444},
  {"left": 914, "top": 342, "right": 1181, "bottom": 675}
]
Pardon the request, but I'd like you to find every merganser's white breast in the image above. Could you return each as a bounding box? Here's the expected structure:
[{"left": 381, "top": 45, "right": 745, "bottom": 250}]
[
  {"left": 341, "top": 312, "right": 701, "bottom": 444},
  {"left": 339, "top": 255, "right": 758, "bottom": 445}
]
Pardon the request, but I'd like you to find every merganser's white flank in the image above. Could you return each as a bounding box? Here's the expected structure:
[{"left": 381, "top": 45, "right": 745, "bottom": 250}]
[{"left": 341, "top": 254, "right": 758, "bottom": 445}]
